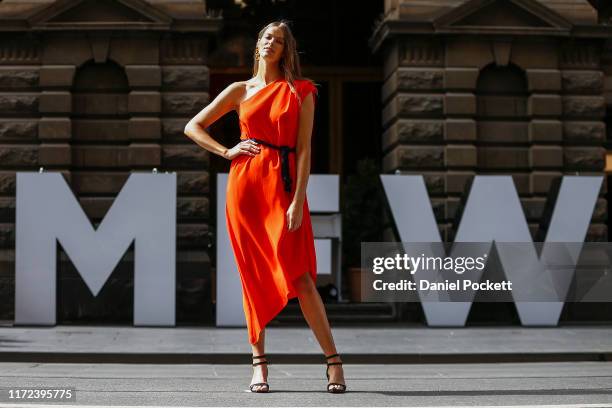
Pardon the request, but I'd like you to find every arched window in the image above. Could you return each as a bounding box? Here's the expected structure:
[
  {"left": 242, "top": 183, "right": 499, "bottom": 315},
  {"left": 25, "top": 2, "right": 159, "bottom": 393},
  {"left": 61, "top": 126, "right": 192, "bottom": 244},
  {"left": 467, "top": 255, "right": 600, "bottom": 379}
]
[
  {"left": 72, "top": 60, "right": 129, "bottom": 125},
  {"left": 476, "top": 63, "right": 528, "bottom": 117}
]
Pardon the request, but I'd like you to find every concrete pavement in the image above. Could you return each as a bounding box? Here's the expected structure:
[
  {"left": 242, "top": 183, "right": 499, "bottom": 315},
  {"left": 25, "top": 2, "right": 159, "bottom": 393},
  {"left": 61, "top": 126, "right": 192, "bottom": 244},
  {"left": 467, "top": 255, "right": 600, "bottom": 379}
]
[
  {"left": 1, "top": 325, "right": 612, "bottom": 406},
  {"left": 0, "top": 325, "right": 611, "bottom": 363},
  {"left": 0, "top": 362, "right": 612, "bottom": 406}
]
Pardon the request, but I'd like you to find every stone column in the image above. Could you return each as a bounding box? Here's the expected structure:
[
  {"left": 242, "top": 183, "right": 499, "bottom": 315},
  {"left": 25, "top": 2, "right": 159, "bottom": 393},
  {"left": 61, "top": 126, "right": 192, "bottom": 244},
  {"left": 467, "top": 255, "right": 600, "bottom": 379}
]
[
  {"left": 0, "top": 36, "right": 41, "bottom": 320},
  {"left": 526, "top": 68, "right": 563, "bottom": 237},
  {"left": 38, "top": 66, "right": 74, "bottom": 172},
  {"left": 381, "top": 39, "right": 448, "bottom": 240},
  {"left": 160, "top": 34, "right": 213, "bottom": 320},
  {"left": 125, "top": 65, "right": 162, "bottom": 169},
  {"left": 444, "top": 67, "right": 478, "bottom": 242},
  {"left": 560, "top": 41, "right": 607, "bottom": 241}
]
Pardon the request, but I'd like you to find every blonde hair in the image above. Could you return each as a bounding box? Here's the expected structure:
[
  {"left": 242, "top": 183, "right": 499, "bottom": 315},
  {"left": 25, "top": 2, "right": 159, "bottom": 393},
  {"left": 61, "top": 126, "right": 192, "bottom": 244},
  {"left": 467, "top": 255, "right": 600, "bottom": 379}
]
[{"left": 251, "top": 20, "right": 315, "bottom": 105}]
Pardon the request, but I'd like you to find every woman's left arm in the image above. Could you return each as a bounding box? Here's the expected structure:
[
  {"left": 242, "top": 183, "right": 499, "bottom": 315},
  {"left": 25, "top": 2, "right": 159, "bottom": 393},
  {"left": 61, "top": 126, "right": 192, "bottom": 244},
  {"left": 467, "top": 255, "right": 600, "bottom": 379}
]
[{"left": 286, "top": 92, "right": 315, "bottom": 232}]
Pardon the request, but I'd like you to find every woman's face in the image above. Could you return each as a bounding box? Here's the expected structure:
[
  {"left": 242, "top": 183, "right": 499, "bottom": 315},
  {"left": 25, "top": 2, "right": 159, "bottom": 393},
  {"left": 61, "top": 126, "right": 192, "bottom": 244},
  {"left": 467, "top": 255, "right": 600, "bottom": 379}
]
[{"left": 258, "top": 26, "right": 285, "bottom": 64}]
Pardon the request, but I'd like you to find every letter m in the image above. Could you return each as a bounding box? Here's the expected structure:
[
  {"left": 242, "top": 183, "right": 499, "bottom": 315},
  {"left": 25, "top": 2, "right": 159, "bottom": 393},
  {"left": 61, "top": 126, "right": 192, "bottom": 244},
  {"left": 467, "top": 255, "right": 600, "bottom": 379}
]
[{"left": 15, "top": 172, "right": 176, "bottom": 326}]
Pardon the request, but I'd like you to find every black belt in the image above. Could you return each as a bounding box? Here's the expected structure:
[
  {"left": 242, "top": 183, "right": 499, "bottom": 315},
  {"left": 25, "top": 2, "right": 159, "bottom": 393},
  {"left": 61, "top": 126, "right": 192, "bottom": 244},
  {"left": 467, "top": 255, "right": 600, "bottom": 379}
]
[{"left": 248, "top": 137, "right": 296, "bottom": 193}]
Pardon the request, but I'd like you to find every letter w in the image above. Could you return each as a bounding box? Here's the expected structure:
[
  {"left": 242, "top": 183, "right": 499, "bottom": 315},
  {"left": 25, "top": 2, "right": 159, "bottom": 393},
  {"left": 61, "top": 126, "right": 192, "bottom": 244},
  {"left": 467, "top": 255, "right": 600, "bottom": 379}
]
[{"left": 380, "top": 175, "right": 602, "bottom": 326}]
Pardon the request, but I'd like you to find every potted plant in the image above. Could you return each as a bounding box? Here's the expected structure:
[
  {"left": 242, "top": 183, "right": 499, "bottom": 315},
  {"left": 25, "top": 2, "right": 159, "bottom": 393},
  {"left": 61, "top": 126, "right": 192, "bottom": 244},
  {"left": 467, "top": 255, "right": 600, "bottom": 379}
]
[{"left": 342, "top": 157, "right": 384, "bottom": 302}]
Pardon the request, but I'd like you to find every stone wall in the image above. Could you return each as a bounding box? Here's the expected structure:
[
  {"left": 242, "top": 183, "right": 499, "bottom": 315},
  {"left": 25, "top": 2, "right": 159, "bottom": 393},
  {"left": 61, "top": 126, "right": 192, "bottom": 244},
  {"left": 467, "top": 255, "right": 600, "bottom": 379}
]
[
  {"left": 559, "top": 40, "right": 608, "bottom": 241},
  {"left": 381, "top": 37, "right": 607, "bottom": 243},
  {"left": 0, "top": 35, "right": 41, "bottom": 321},
  {"left": 0, "top": 32, "right": 214, "bottom": 323}
]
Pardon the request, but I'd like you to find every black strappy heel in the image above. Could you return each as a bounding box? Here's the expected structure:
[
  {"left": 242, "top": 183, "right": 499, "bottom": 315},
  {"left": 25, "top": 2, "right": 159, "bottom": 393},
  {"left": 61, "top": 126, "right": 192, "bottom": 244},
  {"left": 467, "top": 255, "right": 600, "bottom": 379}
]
[
  {"left": 325, "top": 353, "right": 347, "bottom": 393},
  {"left": 250, "top": 354, "right": 270, "bottom": 393}
]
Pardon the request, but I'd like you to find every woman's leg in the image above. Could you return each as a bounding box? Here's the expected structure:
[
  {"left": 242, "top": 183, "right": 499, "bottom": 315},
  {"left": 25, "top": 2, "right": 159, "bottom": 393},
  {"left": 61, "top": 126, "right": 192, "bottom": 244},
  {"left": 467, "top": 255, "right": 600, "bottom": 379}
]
[
  {"left": 250, "top": 329, "right": 268, "bottom": 391},
  {"left": 294, "top": 272, "right": 346, "bottom": 391}
]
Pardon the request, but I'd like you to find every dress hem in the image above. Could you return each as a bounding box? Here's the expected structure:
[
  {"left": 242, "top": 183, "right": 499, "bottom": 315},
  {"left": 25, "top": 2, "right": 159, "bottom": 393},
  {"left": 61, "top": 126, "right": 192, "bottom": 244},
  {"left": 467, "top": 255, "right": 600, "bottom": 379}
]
[{"left": 249, "top": 268, "right": 316, "bottom": 345}]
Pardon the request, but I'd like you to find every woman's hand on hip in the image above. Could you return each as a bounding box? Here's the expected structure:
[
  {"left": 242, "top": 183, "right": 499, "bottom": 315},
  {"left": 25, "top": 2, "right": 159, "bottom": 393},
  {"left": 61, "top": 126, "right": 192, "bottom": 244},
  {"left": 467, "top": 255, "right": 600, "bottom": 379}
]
[
  {"left": 286, "top": 200, "right": 303, "bottom": 232},
  {"left": 225, "top": 139, "right": 261, "bottom": 160}
]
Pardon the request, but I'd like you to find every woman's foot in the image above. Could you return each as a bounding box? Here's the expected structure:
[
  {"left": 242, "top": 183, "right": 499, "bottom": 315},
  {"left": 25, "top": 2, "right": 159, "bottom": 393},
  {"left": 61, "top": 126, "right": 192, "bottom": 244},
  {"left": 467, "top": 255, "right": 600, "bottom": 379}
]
[
  {"left": 250, "top": 354, "right": 269, "bottom": 393},
  {"left": 325, "top": 353, "right": 346, "bottom": 393}
]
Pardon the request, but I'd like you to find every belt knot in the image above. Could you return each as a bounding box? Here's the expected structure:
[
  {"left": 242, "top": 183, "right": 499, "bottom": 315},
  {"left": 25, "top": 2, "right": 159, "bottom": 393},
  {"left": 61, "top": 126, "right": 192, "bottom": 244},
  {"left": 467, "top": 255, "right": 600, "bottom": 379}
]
[{"left": 248, "top": 137, "right": 296, "bottom": 193}]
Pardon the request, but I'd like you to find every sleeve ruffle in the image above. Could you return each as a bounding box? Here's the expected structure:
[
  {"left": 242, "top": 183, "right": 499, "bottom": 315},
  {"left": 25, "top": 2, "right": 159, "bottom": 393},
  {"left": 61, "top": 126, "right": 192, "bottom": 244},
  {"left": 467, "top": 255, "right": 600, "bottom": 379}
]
[{"left": 299, "top": 80, "right": 318, "bottom": 103}]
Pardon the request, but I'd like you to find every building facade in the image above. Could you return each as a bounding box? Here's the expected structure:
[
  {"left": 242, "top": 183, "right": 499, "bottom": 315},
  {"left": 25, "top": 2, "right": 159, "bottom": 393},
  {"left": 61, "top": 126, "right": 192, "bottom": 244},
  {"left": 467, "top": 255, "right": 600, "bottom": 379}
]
[
  {"left": 372, "top": 0, "right": 612, "bottom": 322},
  {"left": 0, "top": 0, "right": 611, "bottom": 324},
  {"left": 0, "top": 0, "right": 221, "bottom": 323}
]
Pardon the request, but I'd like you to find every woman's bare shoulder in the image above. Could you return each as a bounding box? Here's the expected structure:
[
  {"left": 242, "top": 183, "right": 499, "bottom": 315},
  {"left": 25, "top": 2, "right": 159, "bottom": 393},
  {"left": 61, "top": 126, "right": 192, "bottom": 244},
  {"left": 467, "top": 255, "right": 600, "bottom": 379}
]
[
  {"left": 224, "top": 81, "right": 250, "bottom": 94},
  {"left": 235, "top": 79, "right": 261, "bottom": 90},
  {"left": 216, "top": 81, "right": 249, "bottom": 107}
]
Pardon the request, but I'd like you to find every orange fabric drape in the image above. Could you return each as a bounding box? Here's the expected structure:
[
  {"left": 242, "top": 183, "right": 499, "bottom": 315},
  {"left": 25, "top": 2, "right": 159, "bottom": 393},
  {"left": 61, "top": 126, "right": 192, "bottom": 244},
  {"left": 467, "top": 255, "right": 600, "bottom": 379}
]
[{"left": 225, "top": 78, "right": 319, "bottom": 344}]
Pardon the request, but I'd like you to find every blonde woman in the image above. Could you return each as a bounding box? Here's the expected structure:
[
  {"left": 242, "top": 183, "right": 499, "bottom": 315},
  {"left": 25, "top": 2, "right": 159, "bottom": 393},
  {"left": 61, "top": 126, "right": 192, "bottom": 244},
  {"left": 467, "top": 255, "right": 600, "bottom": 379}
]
[{"left": 184, "top": 21, "right": 347, "bottom": 394}]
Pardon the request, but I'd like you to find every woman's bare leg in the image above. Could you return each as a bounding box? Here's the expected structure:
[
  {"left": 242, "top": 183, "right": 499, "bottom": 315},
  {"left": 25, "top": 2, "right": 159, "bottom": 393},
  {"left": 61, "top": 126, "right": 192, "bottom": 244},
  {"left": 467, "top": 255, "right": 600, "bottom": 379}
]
[
  {"left": 294, "top": 272, "right": 346, "bottom": 391},
  {"left": 250, "top": 329, "right": 268, "bottom": 392}
]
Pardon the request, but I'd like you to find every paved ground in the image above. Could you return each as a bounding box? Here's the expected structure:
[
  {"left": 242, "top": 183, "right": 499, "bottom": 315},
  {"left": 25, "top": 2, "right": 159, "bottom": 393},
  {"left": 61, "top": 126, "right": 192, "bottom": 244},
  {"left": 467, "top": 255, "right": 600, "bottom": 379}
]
[
  {"left": 1, "top": 325, "right": 611, "bottom": 363},
  {"left": 0, "top": 362, "right": 611, "bottom": 407},
  {"left": 1, "top": 325, "right": 612, "bottom": 406}
]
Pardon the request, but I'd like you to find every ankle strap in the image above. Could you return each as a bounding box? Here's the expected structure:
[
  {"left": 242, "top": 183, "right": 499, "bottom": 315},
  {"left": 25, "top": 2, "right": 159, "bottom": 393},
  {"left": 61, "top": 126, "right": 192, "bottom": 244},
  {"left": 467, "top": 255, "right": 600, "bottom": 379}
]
[
  {"left": 252, "top": 360, "right": 269, "bottom": 366},
  {"left": 252, "top": 354, "right": 266, "bottom": 359},
  {"left": 325, "top": 353, "right": 340, "bottom": 360},
  {"left": 327, "top": 361, "right": 342, "bottom": 366}
]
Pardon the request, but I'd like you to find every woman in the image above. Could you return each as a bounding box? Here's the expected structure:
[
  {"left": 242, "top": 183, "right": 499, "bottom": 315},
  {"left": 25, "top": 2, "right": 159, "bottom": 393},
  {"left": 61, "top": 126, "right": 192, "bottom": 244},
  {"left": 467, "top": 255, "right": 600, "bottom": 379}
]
[{"left": 184, "top": 21, "right": 347, "bottom": 394}]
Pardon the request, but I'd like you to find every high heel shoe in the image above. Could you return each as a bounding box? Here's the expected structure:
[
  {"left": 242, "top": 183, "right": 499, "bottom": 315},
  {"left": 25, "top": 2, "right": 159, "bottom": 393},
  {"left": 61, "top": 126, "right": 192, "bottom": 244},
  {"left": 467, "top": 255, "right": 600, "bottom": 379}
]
[
  {"left": 250, "top": 354, "right": 270, "bottom": 393},
  {"left": 325, "top": 353, "right": 347, "bottom": 393}
]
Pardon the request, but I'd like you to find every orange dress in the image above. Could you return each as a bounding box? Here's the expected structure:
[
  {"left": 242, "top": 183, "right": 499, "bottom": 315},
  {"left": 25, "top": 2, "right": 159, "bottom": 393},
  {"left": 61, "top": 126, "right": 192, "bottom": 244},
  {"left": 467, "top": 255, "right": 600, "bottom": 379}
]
[{"left": 225, "top": 78, "right": 319, "bottom": 345}]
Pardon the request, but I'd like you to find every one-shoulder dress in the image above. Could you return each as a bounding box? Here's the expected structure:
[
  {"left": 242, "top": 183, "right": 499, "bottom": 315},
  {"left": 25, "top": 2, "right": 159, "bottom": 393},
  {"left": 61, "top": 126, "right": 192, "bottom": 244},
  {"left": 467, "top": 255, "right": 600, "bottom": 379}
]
[{"left": 225, "top": 78, "right": 319, "bottom": 344}]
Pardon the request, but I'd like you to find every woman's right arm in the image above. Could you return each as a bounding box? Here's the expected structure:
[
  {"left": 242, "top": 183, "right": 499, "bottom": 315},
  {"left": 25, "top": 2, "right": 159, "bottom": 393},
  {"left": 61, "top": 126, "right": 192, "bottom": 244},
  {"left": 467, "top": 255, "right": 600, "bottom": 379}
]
[{"left": 184, "top": 82, "right": 260, "bottom": 160}]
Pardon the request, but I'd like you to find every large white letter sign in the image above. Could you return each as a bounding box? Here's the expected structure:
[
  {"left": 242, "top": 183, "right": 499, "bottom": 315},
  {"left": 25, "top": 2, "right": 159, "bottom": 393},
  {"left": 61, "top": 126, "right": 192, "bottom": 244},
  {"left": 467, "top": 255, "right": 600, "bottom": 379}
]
[
  {"left": 380, "top": 175, "right": 602, "bottom": 326},
  {"left": 15, "top": 172, "right": 177, "bottom": 326}
]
